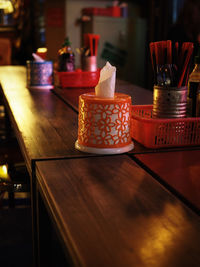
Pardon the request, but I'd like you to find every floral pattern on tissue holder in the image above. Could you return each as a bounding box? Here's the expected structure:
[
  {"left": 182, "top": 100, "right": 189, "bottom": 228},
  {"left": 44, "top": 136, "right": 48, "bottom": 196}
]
[{"left": 78, "top": 92, "right": 132, "bottom": 148}]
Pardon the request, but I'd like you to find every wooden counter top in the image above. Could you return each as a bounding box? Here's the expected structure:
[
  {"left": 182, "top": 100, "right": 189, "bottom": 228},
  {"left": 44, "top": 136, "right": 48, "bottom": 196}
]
[
  {"left": 0, "top": 66, "right": 96, "bottom": 172},
  {"left": 1, "top": 66, "right": 200, "bottom": 266},
  {"left": 52, "top": 79, "right": 199, "bottom": 155},
  {"left": 134, "top": 150, "right": 200, "bottom": 213},
  {"left": 52, "top": 79, "right": 153, "bottom": 112},
  {"left": 36, "top": 156, "right": 200, "bottom": 267}
]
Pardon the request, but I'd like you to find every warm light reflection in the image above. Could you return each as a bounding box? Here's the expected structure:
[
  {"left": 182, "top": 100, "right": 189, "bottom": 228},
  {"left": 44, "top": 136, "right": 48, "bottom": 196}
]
[
  {"left": 138, "top": 203, "right": 189, "bottom": 266},
  {"left": 37, "top": 47, "right": 47, "bottom": 53},
  {"left": 11, "top": 100, "right": 29, "bottom": 120},
  {"left": 36, "top": 47, "right": 47, "bottom": 60},
  {"left": 0, "top": 164, "right": 9, "bottom": 179},
  {"left": 8, "top": 92, "right": 38, "bottom": 139},
  {"left": 0, "top": 0, "right": 14, "bottom": 13}
]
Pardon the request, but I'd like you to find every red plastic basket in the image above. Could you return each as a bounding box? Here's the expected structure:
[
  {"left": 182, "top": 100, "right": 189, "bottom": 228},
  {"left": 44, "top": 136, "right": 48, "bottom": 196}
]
[
  {"left": 131, "top": 105, "right": 200, "bottom": 148},
  {"left": 54, "top": 69, "right": 100, "bottom": 88}
]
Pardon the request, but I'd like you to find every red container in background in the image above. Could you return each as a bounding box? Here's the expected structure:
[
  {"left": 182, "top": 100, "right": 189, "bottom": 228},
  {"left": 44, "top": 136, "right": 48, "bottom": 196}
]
[
  {"left": 108, "top": 7, "right": 121, "bottom": 17},
  {"left": 82, "top": 7, "right": 99, "bottom": 16},
  {"left": 82, "top": 7, "right": 121, "bottom": 17},
  {"left": 54, "top": 69, "right": 100, "bottom": 88},
  {"left": 131, "top": 105, "right": 200, "bottom": 148},
  {"left": 97, "top": 8, "right": 111, "bottom": 16}
]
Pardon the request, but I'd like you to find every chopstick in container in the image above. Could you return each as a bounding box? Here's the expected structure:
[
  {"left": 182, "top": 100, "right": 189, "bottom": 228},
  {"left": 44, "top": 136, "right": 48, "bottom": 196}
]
[
  {"left": 149, "top": 42, "right": 157, "bottom": 84},
  {"left": 83, "top": 33, "right": 100, "bottom": 57},
  {"left": 154, "top": 41, "right": 165, "bottom": 65},
  {"left": 177, "top": 42, "right": 194, "bottom": 88},
  {"left": 94, "top": 34, "right": 100, "bottom": 56},
  {"left": 167, "top": 40, "right": 172, "bottom": 64},
  {"left": 149, "top": 40, "right": 194, "bottom": 87},
  {"left": 88, "top": 34, "right": 94, "bottom": 56}
]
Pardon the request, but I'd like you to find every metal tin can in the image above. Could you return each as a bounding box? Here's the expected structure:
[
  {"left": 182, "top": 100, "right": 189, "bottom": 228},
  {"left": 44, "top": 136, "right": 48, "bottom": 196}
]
[
  {"left": 81, "top": 56, "right": 97, "bottom": 72},
  {"left": 153, "top": 85, "right": 187, "bottom": 118}
]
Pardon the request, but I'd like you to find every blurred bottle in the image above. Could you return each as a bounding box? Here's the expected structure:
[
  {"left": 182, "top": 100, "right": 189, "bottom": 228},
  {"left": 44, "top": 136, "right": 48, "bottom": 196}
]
[
  {"left": 187, "top": 48, "right": 200, "bottom": 117},
  {"left": 58, "top": 37, "right": 75, "bottom": 72}
]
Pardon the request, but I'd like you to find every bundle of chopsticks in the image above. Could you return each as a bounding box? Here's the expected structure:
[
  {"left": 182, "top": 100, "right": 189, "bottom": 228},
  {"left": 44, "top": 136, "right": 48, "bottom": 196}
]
[
  {"left": 76, "top": 33, "right": 100, "bottom": 57},
  {"left": 149, "top": 40, "right": 194, "bottom": 87},
  {"left": 84, "top": 33, "right": 100, "bottom": 56}
]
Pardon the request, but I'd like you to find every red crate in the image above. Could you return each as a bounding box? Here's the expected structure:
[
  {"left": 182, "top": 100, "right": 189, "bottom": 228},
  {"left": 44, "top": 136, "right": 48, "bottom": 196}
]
[
  {"left": 107, "top": 7, "right": 121, "bottom": 17},
  {"left": 82, "top": 8, "right": 99, "bottom": 16},
  {"left": 82, "top": 7, "right": 121, "bottom": 17},
  {"left": 131, "top": 105, "right": 200, "bottom": 148},
  {"left": 98, "top": 8, "right": 111, "bottom": 16},
  {"left": 54, "top": 69, "right": 100, "bottom": 88}
]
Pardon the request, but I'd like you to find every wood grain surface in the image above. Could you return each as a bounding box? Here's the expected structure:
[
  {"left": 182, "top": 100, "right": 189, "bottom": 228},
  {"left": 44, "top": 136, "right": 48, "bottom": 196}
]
[
  {"left": 2, "top": 66, "right": 200, "bottom": 267},
  {"left": 134, "top": 150, "right": 200, "bottom": 213},
  {"left": 52, "top": 77, "right": 200, "bottom": 155},
  {"left": 36, "top": 155, "right": 200, "bottom": 267},
  {"left": 0, "top": 66, "right": 94, "bottom": 171},
  {"left": 52, "top": 79, "right": 153, "bottom": 112}
]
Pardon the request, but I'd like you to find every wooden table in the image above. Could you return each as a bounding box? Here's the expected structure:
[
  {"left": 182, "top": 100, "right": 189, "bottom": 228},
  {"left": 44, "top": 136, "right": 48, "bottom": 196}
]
[
  {"left": 53, "top": 79, "right": 153, "bottom": 112},
  {"left": 52, "top": 82, "right": 200, "bottom": 155},
  {"left": 0, "top": 66, "right": 95, "bottom": 173},
  {"left": 36, "top": 156, "right": 200, "bottom": 267},
  {"left": 0, "top": 66, "right": 103, "bottom": 266},
  {"left": 134, "top": 150, "right": 200, "bottom": 214},
  {"left": 35, "top": 152, "right": 200, "bottom": 266},
  {"left": 1, "top": 66, "right": 200, "bottom": 266}
]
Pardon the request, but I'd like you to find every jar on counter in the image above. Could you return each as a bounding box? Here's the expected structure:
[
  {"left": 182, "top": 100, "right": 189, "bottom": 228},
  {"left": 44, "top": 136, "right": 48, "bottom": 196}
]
[
  {"left": 58, "top": 37, "right": 75, "bottom": 72},
  {"left": 187, "top": 52, "right": 200, "bottom": 117}
]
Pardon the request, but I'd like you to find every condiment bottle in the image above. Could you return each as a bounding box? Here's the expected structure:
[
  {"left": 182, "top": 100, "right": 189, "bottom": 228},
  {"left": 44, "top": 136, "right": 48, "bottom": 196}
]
[
  {"left": 58, "top": 37, "right": 75, "bottom": 72},
  {"left": 187, "top": 49, "right": 200, "bottom": 117}
]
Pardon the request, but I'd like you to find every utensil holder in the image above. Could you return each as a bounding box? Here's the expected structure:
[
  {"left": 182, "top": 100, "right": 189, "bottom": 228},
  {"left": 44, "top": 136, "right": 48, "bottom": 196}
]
[
  {"left": 153, "top": 85, "right": 187, "bottom": 118},
  {"left": 81, "top": 56, "right": 97, "bottom": 72}
]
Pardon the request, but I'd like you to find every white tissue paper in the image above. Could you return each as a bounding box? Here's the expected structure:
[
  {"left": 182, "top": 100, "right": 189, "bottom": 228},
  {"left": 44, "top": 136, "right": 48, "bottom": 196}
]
[
  {"left": 32, "top": 53, "right": 44, "bottom": 62},
  {"left": 95, "top": 62, "right": 116, "bottom": 98}
]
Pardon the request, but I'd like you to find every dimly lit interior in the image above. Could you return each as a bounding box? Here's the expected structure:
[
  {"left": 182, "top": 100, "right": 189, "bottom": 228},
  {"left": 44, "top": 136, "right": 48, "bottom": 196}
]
[{"left": 0, "top": 0, "right": 200, "bottom": 266}]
